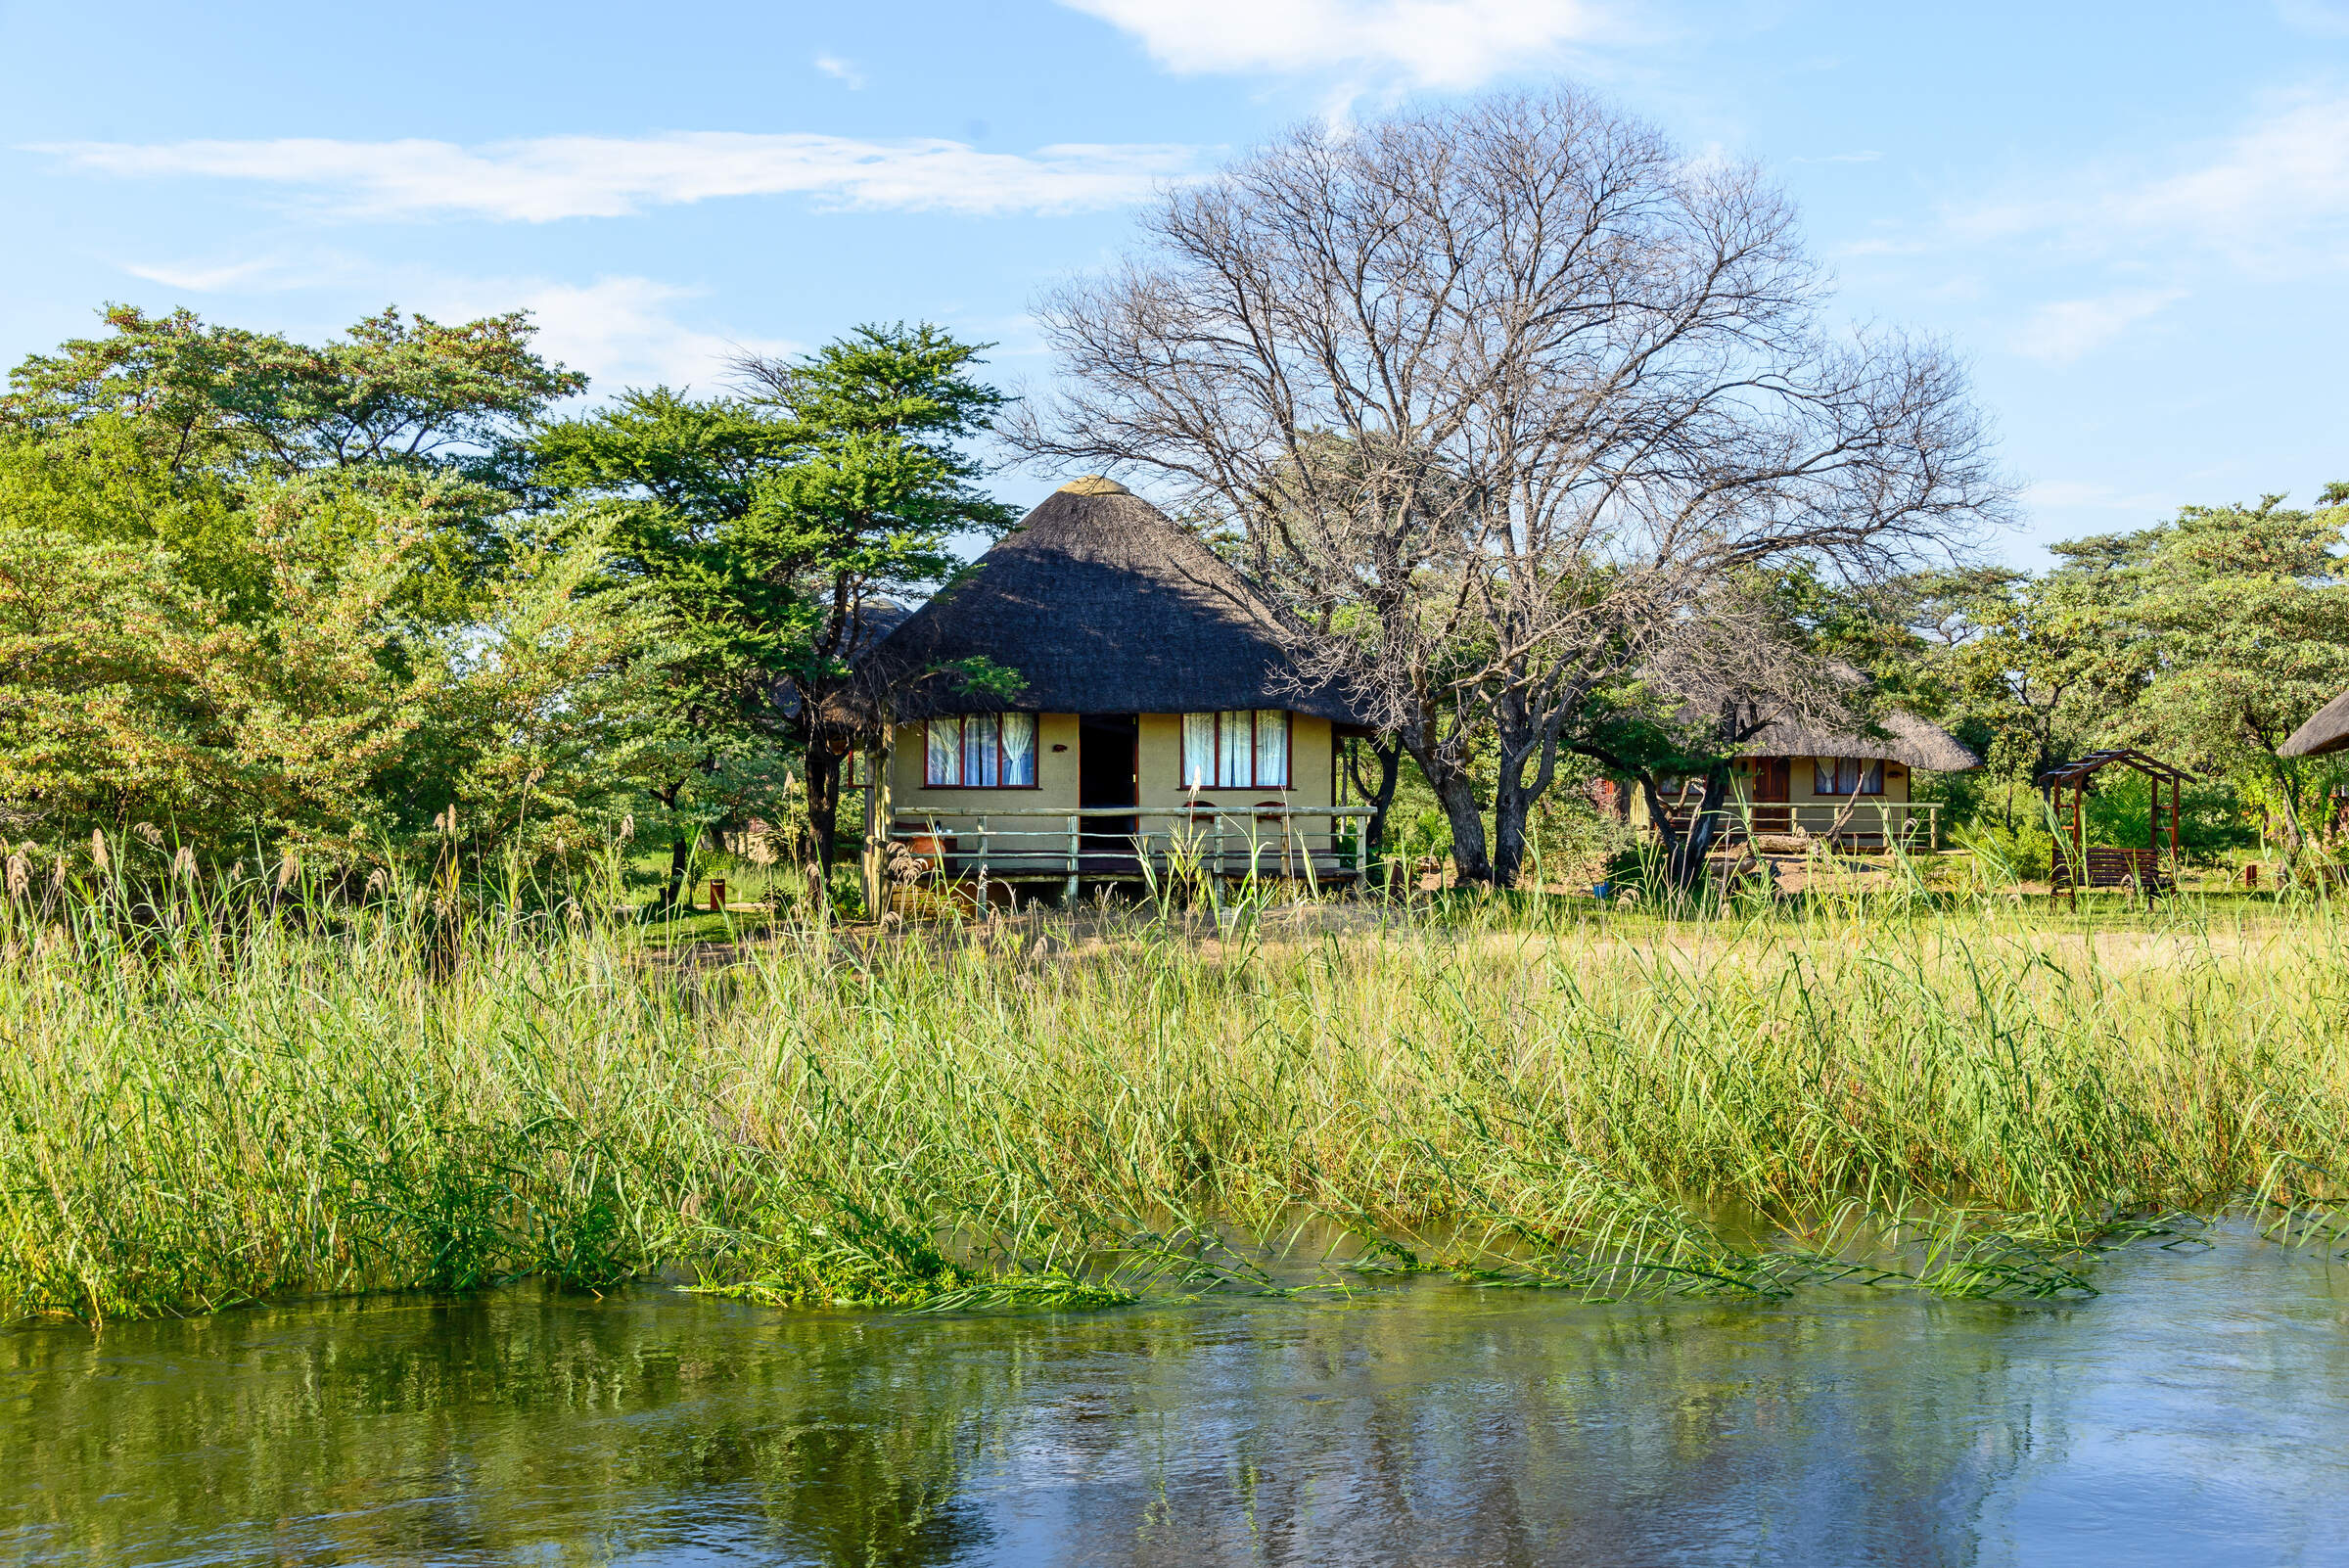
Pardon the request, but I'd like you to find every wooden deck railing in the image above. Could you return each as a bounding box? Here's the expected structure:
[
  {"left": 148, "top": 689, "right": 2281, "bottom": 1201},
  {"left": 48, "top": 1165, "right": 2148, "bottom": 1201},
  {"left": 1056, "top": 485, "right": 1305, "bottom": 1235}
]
[
  {"left": 1660, "top": 800, "right": 1943, "bottom": 848},
  {"left": 871, "top": 805, "right": 1376, "bottom": 906}
]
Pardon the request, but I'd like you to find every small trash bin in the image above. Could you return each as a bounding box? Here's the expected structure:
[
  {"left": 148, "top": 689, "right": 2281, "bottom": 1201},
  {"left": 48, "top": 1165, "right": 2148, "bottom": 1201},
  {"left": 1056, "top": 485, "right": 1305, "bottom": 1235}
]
[{"left": 709, "top": 878, "right": 726, "bottom": 911}]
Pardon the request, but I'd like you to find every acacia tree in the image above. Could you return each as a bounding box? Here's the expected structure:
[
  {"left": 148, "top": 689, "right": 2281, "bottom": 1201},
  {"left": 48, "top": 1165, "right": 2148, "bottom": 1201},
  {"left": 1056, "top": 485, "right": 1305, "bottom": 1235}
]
[
  {"left": 1017, "top": 87, "right": 2005, "bottom": 887},
  {"left": 2114, "top": 490, "right": 2349, "bottom": 853},
  {"left": 535, "top": 324, "right": 1013, "bottom": 894}
]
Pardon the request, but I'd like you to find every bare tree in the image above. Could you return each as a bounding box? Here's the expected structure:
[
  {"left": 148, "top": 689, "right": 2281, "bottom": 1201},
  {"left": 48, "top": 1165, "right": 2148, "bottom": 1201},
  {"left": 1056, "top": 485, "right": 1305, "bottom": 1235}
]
[{"left": 1015, "top": 86, "right": 2007, "bottom": 887}]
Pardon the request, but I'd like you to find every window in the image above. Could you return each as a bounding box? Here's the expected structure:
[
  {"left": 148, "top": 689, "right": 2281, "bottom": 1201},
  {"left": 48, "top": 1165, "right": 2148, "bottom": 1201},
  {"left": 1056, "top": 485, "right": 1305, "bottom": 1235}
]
[
  {"left": 1813, "top": 758, "right": 1884, "bottom": 796},
  {"left": 1180, "top": 710, "right": 1290, "bottom": 789},
  {"left": 924, "top": 714, "right": 1037, "bottom": 788}
]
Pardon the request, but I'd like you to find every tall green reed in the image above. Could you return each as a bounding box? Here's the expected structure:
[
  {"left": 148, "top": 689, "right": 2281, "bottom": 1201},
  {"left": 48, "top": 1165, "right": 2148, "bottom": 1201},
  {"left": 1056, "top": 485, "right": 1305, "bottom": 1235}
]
[{"left": 4, "top": 863, "right": 2346, "bottom": 1323}]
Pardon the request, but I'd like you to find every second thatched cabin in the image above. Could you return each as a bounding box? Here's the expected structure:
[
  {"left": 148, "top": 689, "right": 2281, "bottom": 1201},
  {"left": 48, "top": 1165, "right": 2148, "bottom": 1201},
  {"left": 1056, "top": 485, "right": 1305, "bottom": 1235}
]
[
  {"left": 1629, "top": 710, "right": 1980, "bottom": 848},
  {"left": 855, "top": 477, "right": 1378, "bottom": 903}
]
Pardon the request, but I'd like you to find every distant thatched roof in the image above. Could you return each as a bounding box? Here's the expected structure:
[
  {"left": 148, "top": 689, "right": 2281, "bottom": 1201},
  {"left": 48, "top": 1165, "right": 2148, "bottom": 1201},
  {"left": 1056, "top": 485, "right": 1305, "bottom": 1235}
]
[
  {"left": 1741, "top": 710, "right": 1980, "bottom": 772},
  {"left": 862, "top": 478, "right": 1375, "bottom": 725},
  {"left": 2280, "top": 683, "right": 2349, "bottom": 759}
]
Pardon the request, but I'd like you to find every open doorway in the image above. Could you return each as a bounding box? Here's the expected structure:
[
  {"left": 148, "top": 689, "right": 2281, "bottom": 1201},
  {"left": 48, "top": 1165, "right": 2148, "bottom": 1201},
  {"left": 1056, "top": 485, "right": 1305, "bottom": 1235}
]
[{"left": 1078, "top": 714, "right": 1139, "bottom": 866}]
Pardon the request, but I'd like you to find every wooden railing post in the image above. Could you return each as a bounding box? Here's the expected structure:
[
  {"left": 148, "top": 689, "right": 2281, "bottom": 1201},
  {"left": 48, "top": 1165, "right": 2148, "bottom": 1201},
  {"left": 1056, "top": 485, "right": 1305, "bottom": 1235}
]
[
  {"left": 859, "top": 731, "right": 893, "bottom": 920},
  {"left": 1065, "top": 814, "right": 1080, "bottom": 907}
]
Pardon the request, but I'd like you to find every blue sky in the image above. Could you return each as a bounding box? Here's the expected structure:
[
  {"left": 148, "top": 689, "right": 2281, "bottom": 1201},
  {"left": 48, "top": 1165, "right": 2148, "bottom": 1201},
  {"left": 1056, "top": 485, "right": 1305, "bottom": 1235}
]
[{"left": 3, "top": 0, "right": 2345, "bottom": 565}]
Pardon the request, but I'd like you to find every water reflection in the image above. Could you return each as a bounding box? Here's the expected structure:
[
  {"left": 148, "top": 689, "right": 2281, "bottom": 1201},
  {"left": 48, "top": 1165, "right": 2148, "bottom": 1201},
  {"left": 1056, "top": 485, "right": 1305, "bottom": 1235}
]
[{"left": 5, "top": 1225, "right": 2346, "bottom": 1566}]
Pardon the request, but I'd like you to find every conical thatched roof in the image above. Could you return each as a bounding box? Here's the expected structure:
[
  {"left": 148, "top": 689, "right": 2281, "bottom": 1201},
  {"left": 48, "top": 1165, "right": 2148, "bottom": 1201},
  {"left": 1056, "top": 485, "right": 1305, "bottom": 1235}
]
[
  {"left": 1741, "top": 710, "right": 1980, "bottom": 772},
  {"left": 2281, "top": 683, "right": 2349, "bottom": 758},
  {"left": 863, "top": 479, "right": 1375, "bottom": 724}
]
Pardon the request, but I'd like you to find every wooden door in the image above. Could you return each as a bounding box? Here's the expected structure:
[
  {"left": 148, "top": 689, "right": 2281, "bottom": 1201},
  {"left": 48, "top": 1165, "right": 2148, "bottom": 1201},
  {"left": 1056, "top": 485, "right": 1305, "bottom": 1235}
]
[{"left": 1751, "top": 758, "right": 1790, "bottom": 833}]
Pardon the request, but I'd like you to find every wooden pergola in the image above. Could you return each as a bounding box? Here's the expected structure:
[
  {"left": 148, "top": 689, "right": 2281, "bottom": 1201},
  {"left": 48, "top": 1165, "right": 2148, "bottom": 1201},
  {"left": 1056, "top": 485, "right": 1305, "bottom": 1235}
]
[{"left": 2034, "top": 749, "right": 2195, "bottom": 906}]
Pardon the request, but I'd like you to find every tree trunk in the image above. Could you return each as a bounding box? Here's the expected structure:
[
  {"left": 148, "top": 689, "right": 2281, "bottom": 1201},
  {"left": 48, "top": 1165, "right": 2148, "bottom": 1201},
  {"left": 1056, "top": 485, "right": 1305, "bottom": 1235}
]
[
  {"left": 1489, "top": 729, "right": 1563, "bottom": 892},
  {"left": 1492, "top": 768, "right": 1530, "bottom": 890},
  {"left": 1411, "top": 748, "right": 1491, "bottom": 886},
  {"left": 2273, "top": 758, "right": 2308, "bottom": 864},
  {"left": 806, "top": 746, "right": 844, "bottom": 875},
  {"left": 1346, "top": 736, "right": 1405, "bottom": 887},
  {"left": 663, "top": 834, "right": 691, "bottom": 909},
  {"left": 1630, "top": 764, "right": 1733, "bottom": 896},
  {"left": 1666, "top": 766, "right": 1736, "bottom": 891}
]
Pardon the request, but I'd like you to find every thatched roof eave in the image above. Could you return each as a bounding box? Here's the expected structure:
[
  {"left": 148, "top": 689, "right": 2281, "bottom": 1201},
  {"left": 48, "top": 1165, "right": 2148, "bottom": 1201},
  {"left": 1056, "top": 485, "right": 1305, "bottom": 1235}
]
[
  {"left": 2280, "top": 683, "right": 2349, "bottom": 759},
  {"left": 1738, "top": 710, "right": 1980, "bottom": 772}
]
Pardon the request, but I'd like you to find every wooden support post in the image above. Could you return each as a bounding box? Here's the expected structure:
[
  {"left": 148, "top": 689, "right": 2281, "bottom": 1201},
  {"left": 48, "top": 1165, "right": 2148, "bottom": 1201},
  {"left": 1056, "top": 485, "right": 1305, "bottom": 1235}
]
[
  {"left": 2070, "top": 785, "right": 2083, "bottom": 910},
  {"left": 1065, "top": 813, "right": 1080, "bottom": 907},
  {"left": 976, "top": 814, "right": 990, "bottom": 912},
  {"left": 859, "top": 731, "right": 893, "bottom": 920}
]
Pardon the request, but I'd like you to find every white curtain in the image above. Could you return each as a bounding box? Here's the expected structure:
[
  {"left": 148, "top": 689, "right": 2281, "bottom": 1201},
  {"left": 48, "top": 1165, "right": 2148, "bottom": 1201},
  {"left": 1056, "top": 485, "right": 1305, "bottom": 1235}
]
[
  {"left": 1217, "top": 711, "right": 1250, "bottom": 787},
  {"left": 1000, "top": 713, "right": 1036, "bottom": 786},
  {"left": 1254, "top": 711, "right": 1288, "bottom": 788},
  {"left": 1182, "top": 713, "right": 1215, "bottom": 788},
  {"left": 963, "top": 714, "right": 1001, "bottom": 787},
  {"left": 1815, "top": 759, "right": 1883, "bottom": 795},
  {"left": 926, "top": 719, "right": 960, "bottom": 787}
]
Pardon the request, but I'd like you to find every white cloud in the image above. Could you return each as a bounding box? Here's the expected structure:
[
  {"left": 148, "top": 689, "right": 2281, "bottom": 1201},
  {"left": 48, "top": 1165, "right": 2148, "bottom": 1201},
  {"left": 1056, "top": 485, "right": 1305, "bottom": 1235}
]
[
  {"left": 104, "top": 251, "right": 786, "bottom": 393},
  {"left": 29, "top": 131, "right": 1201, "bottom": 222},
  {"left": 1846, "top": 91, "right": 2349, "bottom": 367},
  {"left": 492, "top": 277, "right": 795, "bottom": 392},
  {"left": 2277, "top": 0, "right": 2349, "bottom": 35},
  {"left": 1058, "top": 0, "right": 1618, "bottom": 89},
  {"left": 1948, "top": 91, "right": 2349, "bottom": 279},
  {"left": 813, "top": 54, "right": 865, "bottom": 88},
  {"left": 119, "top": 254, "right": 305, "bottom": 292},
  {"left": 2008, "top": 288, "right": 2185, "bottom": 365},
  {"left": 2104, "top": 95, "right": 2349, "bottom": 273}
]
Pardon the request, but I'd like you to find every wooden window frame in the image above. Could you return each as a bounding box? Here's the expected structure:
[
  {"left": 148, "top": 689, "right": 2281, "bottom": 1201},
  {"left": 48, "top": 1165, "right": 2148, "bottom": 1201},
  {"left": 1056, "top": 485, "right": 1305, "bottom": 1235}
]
[
  {"left": 922, "top": 714, "right": 1042, "bottom": 790},
  {"left": 1812, "top": 758, "right": 1885, "bottom": 797},
  {"left": 1177, "top": 710, "right": 1294, "bottom": 791}
]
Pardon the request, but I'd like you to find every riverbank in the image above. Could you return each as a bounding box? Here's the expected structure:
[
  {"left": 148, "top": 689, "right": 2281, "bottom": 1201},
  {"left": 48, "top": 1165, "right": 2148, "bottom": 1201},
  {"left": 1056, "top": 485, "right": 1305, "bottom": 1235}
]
[{"left": 4, "top": 896, "right": 2346, "bottom": 1322}]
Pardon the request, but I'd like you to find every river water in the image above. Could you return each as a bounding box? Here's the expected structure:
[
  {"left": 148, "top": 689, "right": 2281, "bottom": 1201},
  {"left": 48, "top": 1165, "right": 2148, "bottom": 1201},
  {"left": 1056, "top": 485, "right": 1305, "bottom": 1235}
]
[{"left": 5, "top": 1222, "right": 2347, "bottom": 1567}]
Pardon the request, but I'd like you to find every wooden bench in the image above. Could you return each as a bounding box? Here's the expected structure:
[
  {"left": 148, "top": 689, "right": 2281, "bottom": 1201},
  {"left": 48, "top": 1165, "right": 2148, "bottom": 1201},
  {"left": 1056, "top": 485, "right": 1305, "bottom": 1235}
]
[{"left": 2052, "top": 845, "right": 2172, "bottom": 899}]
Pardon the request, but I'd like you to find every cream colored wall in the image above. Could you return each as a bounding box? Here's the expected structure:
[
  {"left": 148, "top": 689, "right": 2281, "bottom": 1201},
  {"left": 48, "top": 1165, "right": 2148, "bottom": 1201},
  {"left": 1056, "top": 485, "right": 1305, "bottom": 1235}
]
[
  {"left": 1134, "top": 713, "right": 1334, "bottom": 814},
  {"left": 885, "top": 712, "right": 1337, "bottom": 819},
  {"left": 1780, "top": 758, "right": 1911, "bottom": 805},
  {"left": 1625, "top": 757, "right": 1912, "bottom": 829},
  {"left": 889, "top": 714, "right": 1082, "bottom": 812}
]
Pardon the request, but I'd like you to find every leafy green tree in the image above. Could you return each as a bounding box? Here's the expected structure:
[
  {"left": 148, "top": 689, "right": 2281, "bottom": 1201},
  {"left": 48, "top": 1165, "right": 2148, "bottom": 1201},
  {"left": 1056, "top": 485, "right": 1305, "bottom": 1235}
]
[
  {"left": 0, "top": 305, "right": 665, "bottom": 886},
  {"left": 2, "top": 303, "right": 582, "bottom": 482},
  {"left": 534, "top": 324, "right": 1015, "bottom": 893},
  {"left": 2118, "top": 491, "right": 2349, "bottom": 852},
  {"left": 1880, "top": 488, "right": 2349, "bottom": 862},
  {"left": 1899, "top": 553, "right": 2151, "bottom": 830},
  {"left": 3, "top": 304, "right": 586, "bottom": 621}
]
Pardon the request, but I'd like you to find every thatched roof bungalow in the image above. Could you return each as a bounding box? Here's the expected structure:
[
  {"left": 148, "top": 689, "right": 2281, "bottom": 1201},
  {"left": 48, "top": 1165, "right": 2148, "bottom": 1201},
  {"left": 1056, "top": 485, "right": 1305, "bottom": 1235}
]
[
  {"left": 1631, "top": 708, "right": 1980, "bottom": 849},
  {"left": 855, "top": 477, "right": 1377, "bottom": 901}
]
